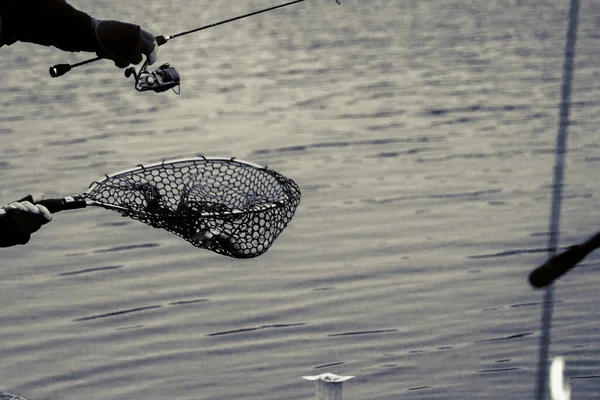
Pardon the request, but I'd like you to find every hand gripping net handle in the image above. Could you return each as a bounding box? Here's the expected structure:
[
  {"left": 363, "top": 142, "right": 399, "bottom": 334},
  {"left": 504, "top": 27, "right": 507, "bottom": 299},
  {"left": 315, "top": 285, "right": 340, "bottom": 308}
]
[{"left": 85, "top": 157, "right": 301, "bottom": 258}]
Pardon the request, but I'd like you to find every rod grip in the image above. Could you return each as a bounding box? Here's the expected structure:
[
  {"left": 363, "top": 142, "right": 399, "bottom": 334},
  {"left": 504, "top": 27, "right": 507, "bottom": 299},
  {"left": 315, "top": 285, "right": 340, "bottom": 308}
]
[
  {"left": 528, "top": 232, "right": 600, "bottom": 288},
  {"left": 49, "top": 63, "right": 72, "bottom": 78},
  {"left": 528, "top": 246, "right": 588, "bottom": 288}
]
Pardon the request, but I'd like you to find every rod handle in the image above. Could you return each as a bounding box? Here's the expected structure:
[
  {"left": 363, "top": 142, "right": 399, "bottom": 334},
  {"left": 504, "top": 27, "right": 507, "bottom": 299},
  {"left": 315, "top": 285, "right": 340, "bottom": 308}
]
[
  {"left": 528, "top": 245, "right": 589, "bottom": 288},
  {"left": 528, "top": 232, "right": 600, "bottom": 288},
  {"left": 49, "top": 63, "right": 72, "bottom": 78}
]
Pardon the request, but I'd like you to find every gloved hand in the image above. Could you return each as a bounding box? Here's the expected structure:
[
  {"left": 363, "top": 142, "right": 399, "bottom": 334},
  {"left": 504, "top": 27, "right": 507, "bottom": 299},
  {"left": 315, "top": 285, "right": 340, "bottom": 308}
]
[
  {"left": 94, "top": 19, "right": 158, "bottom": 68},
  {"left": 0, "top": 199, "right": 52, "bottom": 247}
]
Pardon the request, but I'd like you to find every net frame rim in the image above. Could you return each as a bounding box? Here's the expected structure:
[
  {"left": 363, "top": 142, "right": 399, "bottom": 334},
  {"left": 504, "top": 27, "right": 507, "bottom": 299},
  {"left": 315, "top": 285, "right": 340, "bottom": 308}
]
[
  {"left": 90, "top": 156, "right": 268, "bottom": 184},
  {"left": 82, "top": 156, "right": 294, "bottom": 217}
]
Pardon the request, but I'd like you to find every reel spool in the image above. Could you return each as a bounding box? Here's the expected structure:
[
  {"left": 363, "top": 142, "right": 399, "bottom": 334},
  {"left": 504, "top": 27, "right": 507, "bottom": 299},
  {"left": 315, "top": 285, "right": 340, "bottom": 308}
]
[{"left": 125, "top": 62, "right": 181, "bottom": 94}]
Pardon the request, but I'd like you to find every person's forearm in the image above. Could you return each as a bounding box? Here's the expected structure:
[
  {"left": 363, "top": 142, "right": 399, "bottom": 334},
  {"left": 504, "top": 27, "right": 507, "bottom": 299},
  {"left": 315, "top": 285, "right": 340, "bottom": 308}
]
[{"left": 0, "top": 0, "right": 97, "bottom": 52}]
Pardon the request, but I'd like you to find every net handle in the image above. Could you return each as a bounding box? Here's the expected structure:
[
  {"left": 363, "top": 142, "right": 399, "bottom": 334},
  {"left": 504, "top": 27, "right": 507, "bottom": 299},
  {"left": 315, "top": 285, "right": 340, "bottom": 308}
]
[{"left": 0, "top": 195, "right": 89, "bottom": 217}]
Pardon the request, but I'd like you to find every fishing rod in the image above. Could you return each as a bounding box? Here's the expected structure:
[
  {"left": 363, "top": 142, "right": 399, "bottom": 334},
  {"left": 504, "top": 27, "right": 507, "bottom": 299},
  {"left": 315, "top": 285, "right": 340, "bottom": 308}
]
[
  {"left": 49, "top": 0, "right": 342, "bottom": 93},
  {"left": 528, "top": 230, "right": 600, "bottom": 288}
]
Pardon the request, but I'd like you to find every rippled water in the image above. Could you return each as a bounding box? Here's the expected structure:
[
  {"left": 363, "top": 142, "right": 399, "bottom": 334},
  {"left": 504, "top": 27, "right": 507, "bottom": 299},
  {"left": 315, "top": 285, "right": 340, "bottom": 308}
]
[{"left": 1, "top": 0, "right": 600, "bottom": 399}]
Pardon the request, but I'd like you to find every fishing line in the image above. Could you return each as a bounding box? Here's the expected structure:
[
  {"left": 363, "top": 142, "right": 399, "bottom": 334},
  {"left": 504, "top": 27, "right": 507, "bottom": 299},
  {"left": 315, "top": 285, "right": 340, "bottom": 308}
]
[
  {"left": 48, "top": 0, "right": 342, "bottom": 86},
  {"left": 534, "top": 0, "right": 580, "bottom": 398}
]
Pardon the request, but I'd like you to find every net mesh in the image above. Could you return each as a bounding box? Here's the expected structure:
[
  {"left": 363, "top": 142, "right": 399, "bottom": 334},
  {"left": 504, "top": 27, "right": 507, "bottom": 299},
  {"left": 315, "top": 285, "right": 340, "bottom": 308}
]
[{"left": 85, "top": 158, "right": 301, "bottom": 258}]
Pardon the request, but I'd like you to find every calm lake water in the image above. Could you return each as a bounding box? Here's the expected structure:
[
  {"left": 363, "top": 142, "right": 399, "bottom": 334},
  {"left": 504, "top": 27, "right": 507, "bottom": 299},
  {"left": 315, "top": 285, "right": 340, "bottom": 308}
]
[{"left": 1, "top": 0, "right": 600, "bottom": 399}]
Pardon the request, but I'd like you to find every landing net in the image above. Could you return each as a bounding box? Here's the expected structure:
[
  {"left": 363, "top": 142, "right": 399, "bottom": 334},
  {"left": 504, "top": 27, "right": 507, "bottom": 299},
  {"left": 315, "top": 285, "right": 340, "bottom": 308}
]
[{"left": 85, "top": 157, "right": 301, "bottom": 258}]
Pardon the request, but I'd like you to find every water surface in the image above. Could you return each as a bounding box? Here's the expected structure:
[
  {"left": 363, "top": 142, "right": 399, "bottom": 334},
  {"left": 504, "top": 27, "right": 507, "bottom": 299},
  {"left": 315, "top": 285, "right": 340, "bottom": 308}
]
[{"left": 1, "top": 0, "right": 600, "bottom": 399}]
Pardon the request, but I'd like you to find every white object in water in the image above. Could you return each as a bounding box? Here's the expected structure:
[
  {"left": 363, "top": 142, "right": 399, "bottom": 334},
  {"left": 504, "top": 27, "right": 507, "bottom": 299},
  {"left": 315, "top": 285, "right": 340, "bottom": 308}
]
[
  {"left": 550, "top": 356, "right": 571, "bottom": 400},
  {"left": 302, "top": 373, "right": 355, "bottom": 400}
]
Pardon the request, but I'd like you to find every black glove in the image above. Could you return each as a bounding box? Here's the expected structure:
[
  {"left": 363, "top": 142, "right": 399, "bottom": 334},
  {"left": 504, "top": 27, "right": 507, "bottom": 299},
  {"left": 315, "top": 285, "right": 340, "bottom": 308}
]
[
  {"left": 94, "top": 20, "right": 158, "bottom": 68},
  {"left": 0, "top": 201, "right": 52, "bottom": 247}
]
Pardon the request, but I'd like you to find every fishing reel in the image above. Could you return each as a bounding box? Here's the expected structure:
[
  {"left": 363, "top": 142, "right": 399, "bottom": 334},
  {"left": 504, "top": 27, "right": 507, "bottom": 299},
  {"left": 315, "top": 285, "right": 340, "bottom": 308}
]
[{"left": 125, "top": 62, "right": 181, "bottom": 94}]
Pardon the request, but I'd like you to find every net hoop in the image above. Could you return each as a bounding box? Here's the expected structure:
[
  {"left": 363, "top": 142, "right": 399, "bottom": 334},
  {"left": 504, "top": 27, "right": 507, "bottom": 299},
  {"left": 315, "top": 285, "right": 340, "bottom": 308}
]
[
  {"left": 86, "top": 157, "right": 284, "bottom": 216},
  {"left": 82, "top": 156, "right": 301, "bottom": 258}
]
